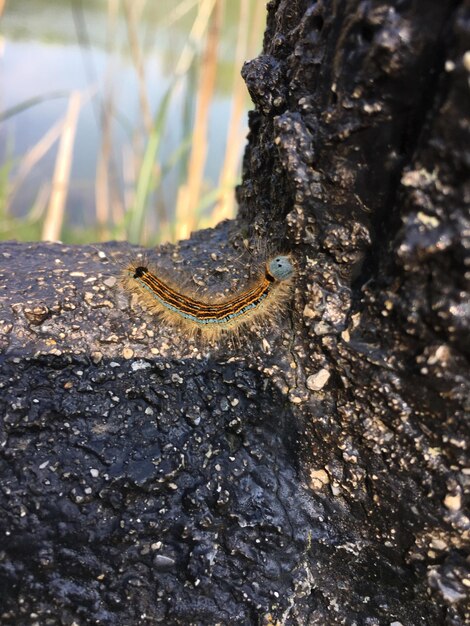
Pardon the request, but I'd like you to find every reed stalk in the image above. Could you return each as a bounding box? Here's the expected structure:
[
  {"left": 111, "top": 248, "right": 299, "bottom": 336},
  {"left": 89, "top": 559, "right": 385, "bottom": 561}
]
[
  {"left": 8, "top": 116, "right": 64, "bottom": 208},
  {"left": 41, "top": 91, "right": 82, "bottom": 242},
  {"left": 121, "top": 143, "right": 136, "bottom": 226},
  {"left": 212, "top": 0, "right": 249, "bottom": 223},
  {"left": 165, "top": 0, "right": 199, "bottom": 28},
  {"left": 127, "top": 84, "right": 174, "bottom": 244},
  {"left": 175, "top": 0, "right": 222, "bottom": 241},
  {"left": 174, "top": 0, "right": 216, "bottom": 77},
  {"left": 95, "top": 0, "right": 122, "bottom": 239},
  {"left": 123, "top": 0, "right": 153, "bottom": 134}
]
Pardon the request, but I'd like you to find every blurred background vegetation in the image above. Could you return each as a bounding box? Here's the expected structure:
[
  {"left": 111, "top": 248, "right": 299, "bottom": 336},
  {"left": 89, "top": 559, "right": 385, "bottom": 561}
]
[{"left": 0, "top": 0, "right": 265, "bottom": 245}]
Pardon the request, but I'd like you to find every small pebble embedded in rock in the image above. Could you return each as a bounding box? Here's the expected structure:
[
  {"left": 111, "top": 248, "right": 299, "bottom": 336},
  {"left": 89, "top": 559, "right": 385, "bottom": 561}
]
[
  {"left": 23, "top": 304, "right": 50, "bottom": 325},
  {"left": 306, "top": 368, "right": 331, "bottom": 391}
]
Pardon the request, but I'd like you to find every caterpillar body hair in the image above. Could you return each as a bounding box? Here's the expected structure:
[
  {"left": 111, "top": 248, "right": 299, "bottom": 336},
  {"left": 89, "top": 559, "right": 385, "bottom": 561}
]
[{"left": 121, "top": 255, "right": 295, "bottom": 340}]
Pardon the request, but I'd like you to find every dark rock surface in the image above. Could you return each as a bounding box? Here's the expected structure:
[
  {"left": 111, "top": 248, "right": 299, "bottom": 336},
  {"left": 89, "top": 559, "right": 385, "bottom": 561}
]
[
  {"left": 0, "top": 233, "right": 321, "bottom": 625},
  {"left": 1, "top": 1, "right": 469, "bottom": 624}
]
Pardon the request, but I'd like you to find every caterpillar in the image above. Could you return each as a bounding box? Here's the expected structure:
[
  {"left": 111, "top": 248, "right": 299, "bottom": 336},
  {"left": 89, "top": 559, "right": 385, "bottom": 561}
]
[{"left": 121, "top": 254, "right": 295, "bottom": 339}]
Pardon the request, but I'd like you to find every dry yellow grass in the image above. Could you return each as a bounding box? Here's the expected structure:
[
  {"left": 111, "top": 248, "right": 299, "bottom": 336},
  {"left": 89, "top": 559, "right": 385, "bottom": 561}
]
[
  {"left": 42, "top": 91, "right": 83, "bottom": 242},
  {"left": 175, "top": 0, "right": 222, "bottom": 241}
]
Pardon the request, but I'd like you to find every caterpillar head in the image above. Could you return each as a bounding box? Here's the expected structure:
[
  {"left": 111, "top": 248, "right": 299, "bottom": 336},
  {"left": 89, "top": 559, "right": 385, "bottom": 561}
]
[{"left": 268, "top": 256, "right": 294, "bottom": 281}]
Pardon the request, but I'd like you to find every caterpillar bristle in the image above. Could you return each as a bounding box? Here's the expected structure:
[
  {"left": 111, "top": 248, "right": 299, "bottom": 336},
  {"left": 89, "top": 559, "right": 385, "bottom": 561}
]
[{"left": 119, "top": 253, "right": 295, "bottom": 342}]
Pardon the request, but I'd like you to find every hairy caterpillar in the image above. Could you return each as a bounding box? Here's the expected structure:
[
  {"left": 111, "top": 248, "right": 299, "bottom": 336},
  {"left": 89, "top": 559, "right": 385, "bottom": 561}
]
[{"left": 121, "top": 254, "right": 295, "bottom": 339}]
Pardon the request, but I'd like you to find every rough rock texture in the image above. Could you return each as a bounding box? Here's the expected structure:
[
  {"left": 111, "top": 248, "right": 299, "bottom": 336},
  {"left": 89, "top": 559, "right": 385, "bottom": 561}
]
[{"left": 0, "top": 1, "right": 469, "bottom": 625}]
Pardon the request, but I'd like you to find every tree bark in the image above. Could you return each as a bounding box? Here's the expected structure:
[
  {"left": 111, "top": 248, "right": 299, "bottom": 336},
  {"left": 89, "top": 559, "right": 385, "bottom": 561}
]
[{"left": 0, "top": 1, "right": 469, "bottom": 624}]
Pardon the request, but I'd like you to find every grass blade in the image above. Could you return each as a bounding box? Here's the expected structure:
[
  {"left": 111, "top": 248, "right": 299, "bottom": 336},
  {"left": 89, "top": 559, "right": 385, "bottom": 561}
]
[
  {"left": 0, "top": 91, "right": 70, "bottom": 123},
  {"left": 127, "top": 82, "right": 174, "bottom": 244}
]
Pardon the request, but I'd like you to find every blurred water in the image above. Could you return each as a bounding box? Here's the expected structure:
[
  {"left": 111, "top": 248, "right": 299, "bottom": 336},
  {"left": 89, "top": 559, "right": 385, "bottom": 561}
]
[{"left": 0, "top": 0, "right": 260, "bottom": 237}]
